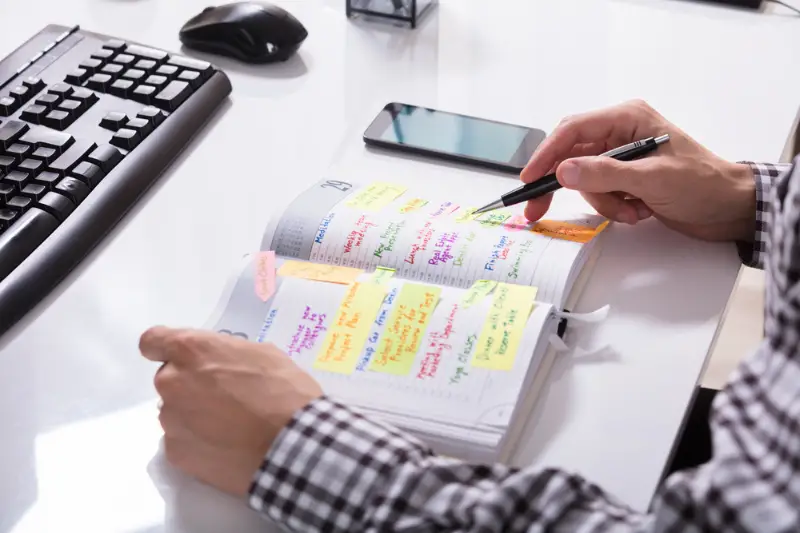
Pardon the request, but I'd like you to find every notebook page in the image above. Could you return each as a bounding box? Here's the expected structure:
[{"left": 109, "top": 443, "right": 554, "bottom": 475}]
[
  {"left": 207, "top": 255, "right": 552, "bottom": 430},
  {"left": 261, "top": 179, "right": 605, "bottom": 306}
]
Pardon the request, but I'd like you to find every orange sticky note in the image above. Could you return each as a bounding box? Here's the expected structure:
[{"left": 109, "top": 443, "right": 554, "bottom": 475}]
[
  {"left": 254, "top": 251, "right": 276, "bottom": 302},
  {"left": 531, "top": 220, "right": 609, "bottom": 243},
  {"left": 278, "top": 261, "right": 363, "bottom": 285}
]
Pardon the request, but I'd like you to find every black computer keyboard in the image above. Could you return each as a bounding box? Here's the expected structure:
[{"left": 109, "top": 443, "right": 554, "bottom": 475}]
[{"left": 0, "top": 25, "right": 231, "bottom": 335}]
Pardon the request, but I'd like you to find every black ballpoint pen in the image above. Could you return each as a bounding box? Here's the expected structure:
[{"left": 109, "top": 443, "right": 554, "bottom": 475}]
[{"left": 473, "top": 134, "right": 671, "bottom": 215}]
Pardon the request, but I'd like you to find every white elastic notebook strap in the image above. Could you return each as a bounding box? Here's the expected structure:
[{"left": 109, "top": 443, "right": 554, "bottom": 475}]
[{"left": 548, "top": 305, "right": 611, "bottom": 353}]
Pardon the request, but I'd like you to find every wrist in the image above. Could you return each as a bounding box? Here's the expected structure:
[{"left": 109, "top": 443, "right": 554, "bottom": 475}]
[{"left": 725, "top": 161, "right": 757, "bottom": 242}]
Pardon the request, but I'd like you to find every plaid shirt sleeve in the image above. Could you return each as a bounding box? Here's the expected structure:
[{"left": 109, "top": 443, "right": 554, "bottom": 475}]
[
  {"left": 250, "top": 161, "right": 800, "bottom": 532},
  {"left": 737, "top": 162, "right": 791, "bottom": 269}
]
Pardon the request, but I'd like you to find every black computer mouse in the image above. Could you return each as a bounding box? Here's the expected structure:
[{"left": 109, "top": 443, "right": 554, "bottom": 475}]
[{"left": 179, "top": 2, "right": 308, "bottom": 64}]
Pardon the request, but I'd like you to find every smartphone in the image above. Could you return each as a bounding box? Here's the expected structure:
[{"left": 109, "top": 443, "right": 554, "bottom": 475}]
[{"left": 363, "top": 102, "right": 546, "bottom": 174}]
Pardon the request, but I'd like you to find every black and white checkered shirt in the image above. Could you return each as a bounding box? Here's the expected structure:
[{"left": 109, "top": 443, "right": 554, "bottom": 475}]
[{"left": 249, "top": 161, "right": 797, "bottom": 532}]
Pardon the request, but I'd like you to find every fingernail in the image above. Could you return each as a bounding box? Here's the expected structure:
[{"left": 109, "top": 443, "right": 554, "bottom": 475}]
[
  {"left": 636, "top": 205, "right": 653, "bottom": 219},
  {"left": 560, "top": 162, "right": 580, "bottom": 187}
]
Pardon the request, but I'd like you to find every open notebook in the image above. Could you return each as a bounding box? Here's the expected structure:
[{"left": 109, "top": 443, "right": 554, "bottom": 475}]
[{"left": 206, "top": 179, "right": 609, "bottom": 462}]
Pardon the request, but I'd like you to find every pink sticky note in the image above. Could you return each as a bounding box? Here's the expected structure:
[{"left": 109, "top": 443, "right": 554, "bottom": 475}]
[{"left": 254, "top": 251, "right": 276, "bottom": 302}]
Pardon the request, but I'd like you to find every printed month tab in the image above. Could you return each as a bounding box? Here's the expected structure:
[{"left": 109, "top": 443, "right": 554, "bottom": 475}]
[
  {"left": 472, "top": 284, "right": 537, "bottom": 371},
  {"left": 346, "top": 182, "right": 408, "bottom": 212},
  {"left": 531, "top": 220, "right": 609, "bottom": 244},
  {"left": 369, "top": 283, "right": 441, "bottom": 375},
  {"left": 314, "top": 282, "right": 388, "bottom": 374},
  {"left": 278, "top": 261, "right": 363, "bottom": 285}
]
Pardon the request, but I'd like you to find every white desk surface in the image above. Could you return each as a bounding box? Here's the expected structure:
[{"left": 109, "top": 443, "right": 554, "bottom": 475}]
[{"left": 1, "top": 0, "right": 799, "bottom": 531}]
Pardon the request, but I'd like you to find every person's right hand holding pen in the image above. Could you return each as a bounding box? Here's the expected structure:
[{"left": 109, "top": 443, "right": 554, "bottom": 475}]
[{"left": 521, "top": 99, "right": 757, "bottom": 243}]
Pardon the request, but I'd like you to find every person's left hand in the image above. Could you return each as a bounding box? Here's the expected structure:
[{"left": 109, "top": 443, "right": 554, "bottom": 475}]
[{"left": 139, "top": 327, "right": 323, "bottom": 497}]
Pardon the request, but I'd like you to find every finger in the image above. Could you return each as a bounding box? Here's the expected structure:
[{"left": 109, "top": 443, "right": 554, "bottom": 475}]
[
  {"left": 540, "top": 142, "right": 608, "bottom": 179},
  {"left": 154, "top": 361, "right": 179, "bottom": 397},
  {"left": 556, "top": 157, "right": 654, "bottom": 198},
  {"left": 523, "top": 192, "right": 553, "bottom": 222},
  {"left": 521, "top": 102, "right": 652, "bottom": 183},
  {"left": 581, "top": 193, "right": 641, "bottom": 224},
  {"left": 140, "top": 326, "right": 199, "bottom": 364}
]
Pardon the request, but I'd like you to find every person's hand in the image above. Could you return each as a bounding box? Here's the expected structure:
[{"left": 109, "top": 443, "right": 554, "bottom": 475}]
[
  {"left": 522, "top": 100, "right": 756, "bottom": 242},
  {"left": 140, "top": 327, "right": 323, "bottom": 497}
]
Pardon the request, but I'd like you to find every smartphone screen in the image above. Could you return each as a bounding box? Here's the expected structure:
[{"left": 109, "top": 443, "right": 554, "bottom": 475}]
[{"left": 363, "top": 103, "right": 546, "bottom": 173}]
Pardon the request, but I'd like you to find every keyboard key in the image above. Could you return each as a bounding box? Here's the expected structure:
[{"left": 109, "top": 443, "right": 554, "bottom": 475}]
[
  {"left": 20, "top": 183, "right": 47, "bottom": 201},
  {"left": 113, "top": 53, "right": 135, "bottom": 66},
  {"left": 103, "top": 39, "right": 127, "bottom": 52},
  {"left": 125, "top": 117, "right": 153, "bottom": 137},
  {"left": 8, "top": 195, "right": 32, "bottom": 211},
  {"left": 79, "top": 58, "right": 103, "bottom": 74},
  {"left": 0, "top": 96, "right": 18, "bottom": 116},
  {"left": 144, "top": 75, "right": 168, "bottom": 89},
  {"left": 48, "top": 140, "right": 96, "bottom": 176},
  {"left": 55, "top": 177, "right": 90, "bottom": 204},
  {"left": 18, "top": 158, "right": 44, "bottom": 175},
  {"left": 101, "top": 63, "right": 123, "bottom": 77},
  {"left": 65, "top": 68, "right": 90, "bottom": 86},
  {"left": 86, "top": 145, "right": 123, "bottom": 173},
  {"left": 35, "top": 93, "right": 61, "bottom": 110},
  {"left": 0, "top": 182, "right": 14, "bottom": 203},
  {"left": 22, "top": 77, "right": 46, "bottom": 92},
  {"left": 0, "top": 208, "right": 19, "bottom": 229},
  {"left": 0, "top": 121, "right": 29, "bottom": 149},
  {"left": 10, "top": 86, "right": 31, "bottom": 103},
  {"left": 121, "top": 69, "right": 146, "bottom": 82},
  {"left": 134, "top": 59, "right": 157, "bottom": 72},
  {"left": 20, "top": 127, "right": 74, "bottom": 154},
  {"left": 131, "top": 84, "right": 157, "bottom": 104},
  {"left": 91, "top": 49, "right": 115, "bottom": 61},
  {"left": 155, "top": 65, "right": 179, "bottom": 79},
  {"left": 137, "top": 106, "right": 165, "bottom": 126},
  {"left": 154, "top": 81, "right": 191, "bottom": 111},
  {"left": 6, "top": 143, "right": 31, "bottom": 161},
  {"left": 110, "top": 128, "right": 141, "bottom": 150},
  {"left": 70, "top": 88, "right": 99, "bottom": 110},
  {"left": 34, "top": 170, "right": 60, "bottom": 189},
  {"left": 108, "top": 79, "right": 134, "bottom": 98},
  {"left": 177, "top": 69, "right": 202, "bottom": 89},
  {"left": 48, "top": 83, "right": 74, "bottom": 98},
  {"left": 57, "top": 99, "right": 82, "bottom": 114},
  {"left": 4, "top": 170, "right": 30, "bottom": 190},
  {"left": 0, "top": 156, "right": 14, "bottom": 175},
  {"left": 32, "top": 146, "right": 57, "bottom": 164},
  {"left": 37, "top": 191, "right": 75, "bottom": 221},
  {"left": 167, "top": 56, "right": 213, "bottom": 79},
  {"left": 70, "top": 161, "right": 105, "bottom": 188},
  {"left": 0, "top": 208, "right": 59, "bottom": 276},
  {"left": 86, "top": 73, "right": 113, "bottom": 92},
  {"left": 126, "top": 44, "right": 168, "bottom": 62},
  {"left": 100, "top": 112, "right": 127, "bottom": 131},
  {"left": 42, "top": 110, "right": 71, "bottom": 130}
]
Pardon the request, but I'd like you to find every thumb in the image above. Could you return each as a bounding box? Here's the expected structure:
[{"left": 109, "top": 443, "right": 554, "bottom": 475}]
[{"left": 556, "top": 157, "right": 648, "bottom": 197}]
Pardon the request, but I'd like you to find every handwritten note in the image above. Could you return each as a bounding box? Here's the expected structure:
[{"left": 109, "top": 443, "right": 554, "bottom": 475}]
[
  {"left": 399, "top": 198, "right": 428, "bottom": 214},
  {"left": 461, "top": 280, "right": 498, "bottom": 308},
  {"left": 286, "top": 305, "right": 328, "bottom": 357},
  {"left": 417, "top": 302, "right": 458, "bottom": 380},
  {"left": 455, "top": 207, "right": 479, "bottom": 224},
  {"left": 369, "top": 284, "right": 441, "bottom": 375},
  {"left": 346, "top": 182, "right": 407, "bottom": 212},
  {"left": 371, "top": 266, "right": 396, "bottom": 284},
  {"left": 472, "top": 284, "right": 538, "bottom": 371},
  {"left": 531, "top": 220, "right": 609, "bottom": 243},
  {"left": 278, "top": 261, "right": 363, "bottom": 285},
  {"left": 314, "top": 283, "right": 387, "bottom": 374},
  {"left": 254, "top": 251, "right": 276, "bottom": 302},
  {"left": 477, "top": 210, "right": 512, "bottom": 227}
]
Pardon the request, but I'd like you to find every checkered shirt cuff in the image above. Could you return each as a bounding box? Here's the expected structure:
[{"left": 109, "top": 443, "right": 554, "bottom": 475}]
[{"left": 737, "top": 162, "right": 790, "bottom": 269}]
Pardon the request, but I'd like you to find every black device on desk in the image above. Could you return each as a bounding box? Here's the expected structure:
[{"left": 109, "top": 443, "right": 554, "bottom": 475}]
[
  {"left": 0, "top": 25, "right": 231, "bottom": 336},
  {"left": 363, "top": 103, "right": 546, "bottom": 174}
]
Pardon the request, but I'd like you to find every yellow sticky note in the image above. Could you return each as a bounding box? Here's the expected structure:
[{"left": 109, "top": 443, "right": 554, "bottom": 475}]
[
  {"left": 369, "top": 284, "right": 441, "bottom": 375},
  {"left": 314, "top": 282, "right": 388, "bottom": 374},
  {"left": 531, "top": 220, "right": 609, "bottom": 244},
  {"left": 455, "top": 207, "right": 479, "bottom": 224},
  {"left": 477, "top": 211, "right": 512, "bottom": 227},
  {"left": 461, "top": 280, "right": 498, "bottom": 309},
  {"left": 371, "top": 266, "right": 396, "bottom": 285},
  {"left": 398, "top": 198, "right": 428, "bottom": 214},
  {"left": 346, "top": 182, "right": 407, "bottom": 212},
  {"left": 278, "top": 261, "right": 363, "bottom": 285},
  {"left": 472, "top": 284, "right": 537, "bottom": 371}
]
